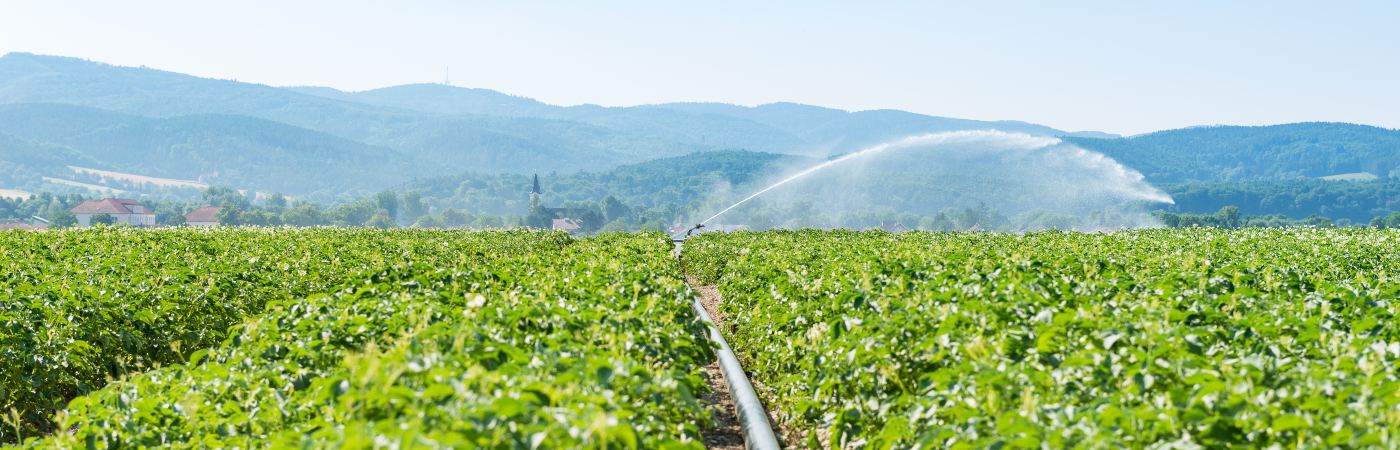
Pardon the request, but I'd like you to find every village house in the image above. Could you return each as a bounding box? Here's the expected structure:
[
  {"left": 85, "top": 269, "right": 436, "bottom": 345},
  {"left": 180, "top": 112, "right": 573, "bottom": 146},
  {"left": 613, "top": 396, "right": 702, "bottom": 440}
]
[
  {"left": 530, "top": 174, "right": 591, "bottom": 233},
  {"left": 551, "top": 218, "right": 582, "bottom": 232},
  {"left": 184, "top": 206, "right": 221, "bottom": 227},
  {"left": 69, "top": 198, "right": 156, "bottom": 227}
]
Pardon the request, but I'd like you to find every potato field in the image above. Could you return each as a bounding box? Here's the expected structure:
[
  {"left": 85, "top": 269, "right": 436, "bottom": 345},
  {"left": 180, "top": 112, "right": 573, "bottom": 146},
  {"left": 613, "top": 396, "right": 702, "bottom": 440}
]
[
  {"left": 684, "top": 229, "right": 1400, "bottom": 448},
  {"left": 1, "top": 227, "right": 1397, "bottom": 449}
]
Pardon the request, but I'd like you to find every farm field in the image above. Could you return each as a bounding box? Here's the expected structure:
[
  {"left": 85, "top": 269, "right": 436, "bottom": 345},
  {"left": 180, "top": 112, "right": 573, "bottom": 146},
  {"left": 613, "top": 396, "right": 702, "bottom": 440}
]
[
  {"left": 66, "top": 166, "right": 209, "bottom": 190},
  {"left": 684, "top": 229, "right": 1400, "bottom": 448},
  {"left": 2, "top": 227, "right": 1397, "bottom": 449},
  {"left": 2, "top": 229, "right": 714, "bottom": 448}
]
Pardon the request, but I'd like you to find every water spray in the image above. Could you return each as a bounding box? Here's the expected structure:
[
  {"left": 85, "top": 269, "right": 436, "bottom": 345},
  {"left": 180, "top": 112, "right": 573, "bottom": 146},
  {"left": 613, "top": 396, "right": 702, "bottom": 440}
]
[
  {"left": 680, "top": 130, "right": 1174, "bottom": 236},
  {"left": 695, "top": 131, "right": 1054, "bottom": 226}
]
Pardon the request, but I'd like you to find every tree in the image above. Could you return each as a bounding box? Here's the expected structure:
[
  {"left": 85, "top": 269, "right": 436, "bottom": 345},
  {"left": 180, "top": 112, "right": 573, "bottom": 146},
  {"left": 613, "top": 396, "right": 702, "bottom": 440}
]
[
  {"left": 151, "top": 202, "right": 187, "bottom": 225},
  {"left": 600, "top": 219, "right": 628, "bottom": 233},
  {"left": 473, "top": 215, "right": 504, "bottom": 229},
  {"left": 48, "top": 210, "right": 76, "bottom": 228},
  {"left": 281, "top": 203, "right": 326, "bottom": 226},
  {"left": 1218, "top": 206, "right": 1242, "bottom": 228},
  {"left": 216, "top": 207, "right": 242, "bottom": 226},
  {"left": 265, "top": 193, "right": 287, "bottom": 213},
  {"left": 375, "top": 191, "right": 399, "bottom": 221},
  {"left": 576, "top": 207, "right": 605, "bottom": 233},
  {"left": 163, "top": 214, "right": 187, "bottom": 227},
  {"left": 441, "top": 209, "right": 471, "bottom": 227},
  {"left": 240, "top": 210, "right": 276, "bottom": 226},
  {"left": 365, "top": 212, "right": 396, "bottom": 229},
  {"left": 400, "top": 191, "right": 427, "bottom": 222},
  {"left": 326, "top": 201, "right": 377, "bottom": 226},
  {"left": 1374, "top": 212, "right": 1400, "bottom": 228},
  {"left": 603, "top": 195, "right": 631, "bottom": 223},
  {"left": 91, "top": 213, "right": 115, "bottom": 225},
  {"left": 203, "top": 186, "right": 249, "bottom": 210},
  {"left": 525, "top": 204, "right": 554, "bottom": 229},
  {"left": 1303, "top": 215, "right": 1333, "bottom": 228},
  {"left": 412, "top": 215, "right": 444, "bottom": 228}
]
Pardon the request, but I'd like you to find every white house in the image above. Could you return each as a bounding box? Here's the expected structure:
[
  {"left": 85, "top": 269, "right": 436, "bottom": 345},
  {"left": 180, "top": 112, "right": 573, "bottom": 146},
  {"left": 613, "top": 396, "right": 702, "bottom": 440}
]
[
  {"left": 70, "top": 198, "right": 156, "bottom": 227},
  {"left": 184, "top": 206, "right": 220, "bottom": 226}
]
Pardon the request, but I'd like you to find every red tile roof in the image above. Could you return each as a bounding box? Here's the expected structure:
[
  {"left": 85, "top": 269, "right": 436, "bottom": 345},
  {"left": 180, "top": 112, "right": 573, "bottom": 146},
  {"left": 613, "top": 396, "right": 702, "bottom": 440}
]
[
  {"left": 69, "top": 198, "right": 152, "bottom": 215},
  {"left": 184, "top": 206, "right": 220, "bottom": 223}
]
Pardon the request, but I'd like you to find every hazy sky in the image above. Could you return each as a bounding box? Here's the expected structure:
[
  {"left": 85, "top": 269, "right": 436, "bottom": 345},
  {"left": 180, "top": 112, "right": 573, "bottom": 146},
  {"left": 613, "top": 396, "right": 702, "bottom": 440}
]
[{"left": 2, "top": 1, "right": 1397, "bottom": 134}]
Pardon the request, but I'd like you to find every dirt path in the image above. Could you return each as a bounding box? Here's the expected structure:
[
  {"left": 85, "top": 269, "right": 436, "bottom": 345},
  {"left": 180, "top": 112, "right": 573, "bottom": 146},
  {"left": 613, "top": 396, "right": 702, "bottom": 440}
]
[{"left": 688, "top": 279, "right": 745, "bottom": 450}]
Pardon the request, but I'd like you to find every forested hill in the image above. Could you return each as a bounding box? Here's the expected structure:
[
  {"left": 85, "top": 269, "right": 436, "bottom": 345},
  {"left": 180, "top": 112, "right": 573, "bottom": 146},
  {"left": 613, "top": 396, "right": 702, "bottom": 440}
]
[
  {"left": 1162, "top": 179, "right": 1400, "bottom": 223},
  {"left": 2, "top": 52, "right": 1397, "bottom": 225},
  {"left": 401, "top": 150, "right": 808, "bottom": 216},
  {"left": 1067, "top": 123, "right": 1400, "bottom": 183},
  {"left": 0, "top": 52, "right": 1111, "bottom": 199},
  {"left": 0, "top": 103, "right": 414, "bottom": 196}
]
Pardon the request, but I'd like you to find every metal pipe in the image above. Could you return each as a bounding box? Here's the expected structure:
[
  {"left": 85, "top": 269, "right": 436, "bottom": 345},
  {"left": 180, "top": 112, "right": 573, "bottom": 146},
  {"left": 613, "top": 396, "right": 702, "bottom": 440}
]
[
  {"left": 669, "top": 223, "right": 705, "bottom": 242},
  {"left": 690, "top": 297, "right": 782, "bottom": 450}
]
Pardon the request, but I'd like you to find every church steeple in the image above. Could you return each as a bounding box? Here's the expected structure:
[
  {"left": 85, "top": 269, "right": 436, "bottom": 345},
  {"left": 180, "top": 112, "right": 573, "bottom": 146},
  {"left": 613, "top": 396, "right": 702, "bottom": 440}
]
[{"left": 530, "top": 173, "right": 543, "bottom": 208}]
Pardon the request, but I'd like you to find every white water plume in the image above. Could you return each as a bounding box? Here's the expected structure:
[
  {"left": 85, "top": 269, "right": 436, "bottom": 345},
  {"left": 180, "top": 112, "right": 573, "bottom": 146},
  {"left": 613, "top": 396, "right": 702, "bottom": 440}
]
[{"left": 695, "top": 130, "right": 1174, "bottom": 231}]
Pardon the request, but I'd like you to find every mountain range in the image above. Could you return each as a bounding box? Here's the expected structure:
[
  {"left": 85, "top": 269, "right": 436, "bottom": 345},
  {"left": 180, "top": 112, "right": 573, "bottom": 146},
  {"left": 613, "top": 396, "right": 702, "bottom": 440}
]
[{"left": 0, "top": 51, "right": 1397, "bottom": 213}]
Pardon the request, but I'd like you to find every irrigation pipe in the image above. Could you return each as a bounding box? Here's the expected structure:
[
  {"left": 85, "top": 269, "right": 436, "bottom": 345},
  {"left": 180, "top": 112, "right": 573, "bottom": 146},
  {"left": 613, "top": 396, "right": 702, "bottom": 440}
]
[
  {"left": 675, "top": 239, "right": 782, "bottom": 450},
  {"left": 690, "top": 297, "right": 782, "bottom": 450}
]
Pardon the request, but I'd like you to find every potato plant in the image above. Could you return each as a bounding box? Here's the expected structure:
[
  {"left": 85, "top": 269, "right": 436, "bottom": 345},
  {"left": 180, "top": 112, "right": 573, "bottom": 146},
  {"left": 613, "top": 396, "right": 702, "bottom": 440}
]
[
  {"left": 9, "top": 232, "right": 713, "bottom": 448},
  {"left": 684, "top": 229, "right": 1400, "bottom": 448}
]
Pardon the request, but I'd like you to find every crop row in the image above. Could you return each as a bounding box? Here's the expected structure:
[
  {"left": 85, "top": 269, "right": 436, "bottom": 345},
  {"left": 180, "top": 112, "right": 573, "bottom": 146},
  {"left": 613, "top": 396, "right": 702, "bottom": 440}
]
[
  {"left": 2, "top": 229, "right": 721, "bottom": 448},
  {"left": 0, "top": 227, "right": 571, "bottom": 439},
  {"left": 684, "top": 229, "right": 1400, "bottom": 448}
]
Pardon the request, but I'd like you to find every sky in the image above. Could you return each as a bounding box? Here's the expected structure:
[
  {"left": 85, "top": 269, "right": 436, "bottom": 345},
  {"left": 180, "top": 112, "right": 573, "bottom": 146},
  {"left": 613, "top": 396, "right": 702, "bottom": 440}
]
[{"left": 1, "top": 1, "right": 1397, "bottom": 135}]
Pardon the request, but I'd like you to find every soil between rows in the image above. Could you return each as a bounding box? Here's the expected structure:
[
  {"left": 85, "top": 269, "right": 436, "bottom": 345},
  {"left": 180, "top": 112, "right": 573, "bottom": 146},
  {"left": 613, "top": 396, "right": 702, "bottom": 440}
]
[{"left": 688, "top": 281, "right": 745, "bottom": 450}]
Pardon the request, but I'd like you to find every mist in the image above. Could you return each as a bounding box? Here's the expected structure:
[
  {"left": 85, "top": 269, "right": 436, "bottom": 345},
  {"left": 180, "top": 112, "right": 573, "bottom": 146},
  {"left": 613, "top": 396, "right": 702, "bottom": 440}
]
[{"left": 690, "top": 130, "right": 1175, "bottom": 232}]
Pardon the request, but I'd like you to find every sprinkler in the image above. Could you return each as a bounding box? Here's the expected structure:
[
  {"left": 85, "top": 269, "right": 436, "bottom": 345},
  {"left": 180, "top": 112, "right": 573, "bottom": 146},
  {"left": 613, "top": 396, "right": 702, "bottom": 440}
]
[{"left": 670, "top": 223, "right": 705, "bottom": 242}]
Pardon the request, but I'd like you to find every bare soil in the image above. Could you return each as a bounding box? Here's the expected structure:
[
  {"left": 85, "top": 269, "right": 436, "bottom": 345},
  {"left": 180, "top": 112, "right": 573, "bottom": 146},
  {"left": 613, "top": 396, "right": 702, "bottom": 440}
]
[
  {"left": 688, "top": 278, "right": 806, "bottom": 449},
  {"left": 688, "top": 279, "right": 745, "bottom": 450}
]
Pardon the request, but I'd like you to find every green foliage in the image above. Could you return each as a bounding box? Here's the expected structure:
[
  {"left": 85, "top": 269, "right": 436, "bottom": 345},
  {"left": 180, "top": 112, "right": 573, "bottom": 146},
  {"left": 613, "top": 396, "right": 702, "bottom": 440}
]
[
  {"left": 203, "top": 186, "right": 249, "bottom": 210},
  {"left": 398, "top": 191, "right": 425, "bottom": 223},
  {"left": 280, "top": 202, "right": 327, "bottom": 226},
  {"left": 325, "top": 201, "right": 380, "bottom": 227},
  {"left": 439, "top": 208, "right": 471, "bottom": 227},
  {"left": 525, "top": 204, "right": 555, "bottom": 229},
  {"left": 375, "top": 191, "right": 399, "bottom": 220},
  {"left": 0, "top": 105, "right": 410, "bottom": 200},
  {"left": 405, "top": 150, "right": 802, "bottom": 217},
  {"left": 45, "top": 211, "right": 74, "bottom": 228},
  {"left": 214, "top": 207, "right": 242, "bottom": 225},
  {"left": 0, "top": 229, "right": 549, "bottom": 440},
  {"left": 4, "top": 230, "right": 716, "bottom": 448},
  {"left": 264, "top": 192, "right": 287, "bottom": 213},
  {"left": 1372, "top": 212, "right": 1400, "bottom": 229},
  {"left": 684, "top": 229, "right": 1400, "bottom": 448},
  {"left": 1156, "top": 206, "right": 1355, "bottom": 229},
  {"left": 364, "top": 211, "right": 396, "bottom": 229},
  {"left": 1069, "top": 123, "right": 1400, "bottom": 183},
  {"left": 161, "top": 214, "right": 187, "bottom": 226},
  {"left": 1163, "top": 178, "right": 1400, "bottom": 223}
]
